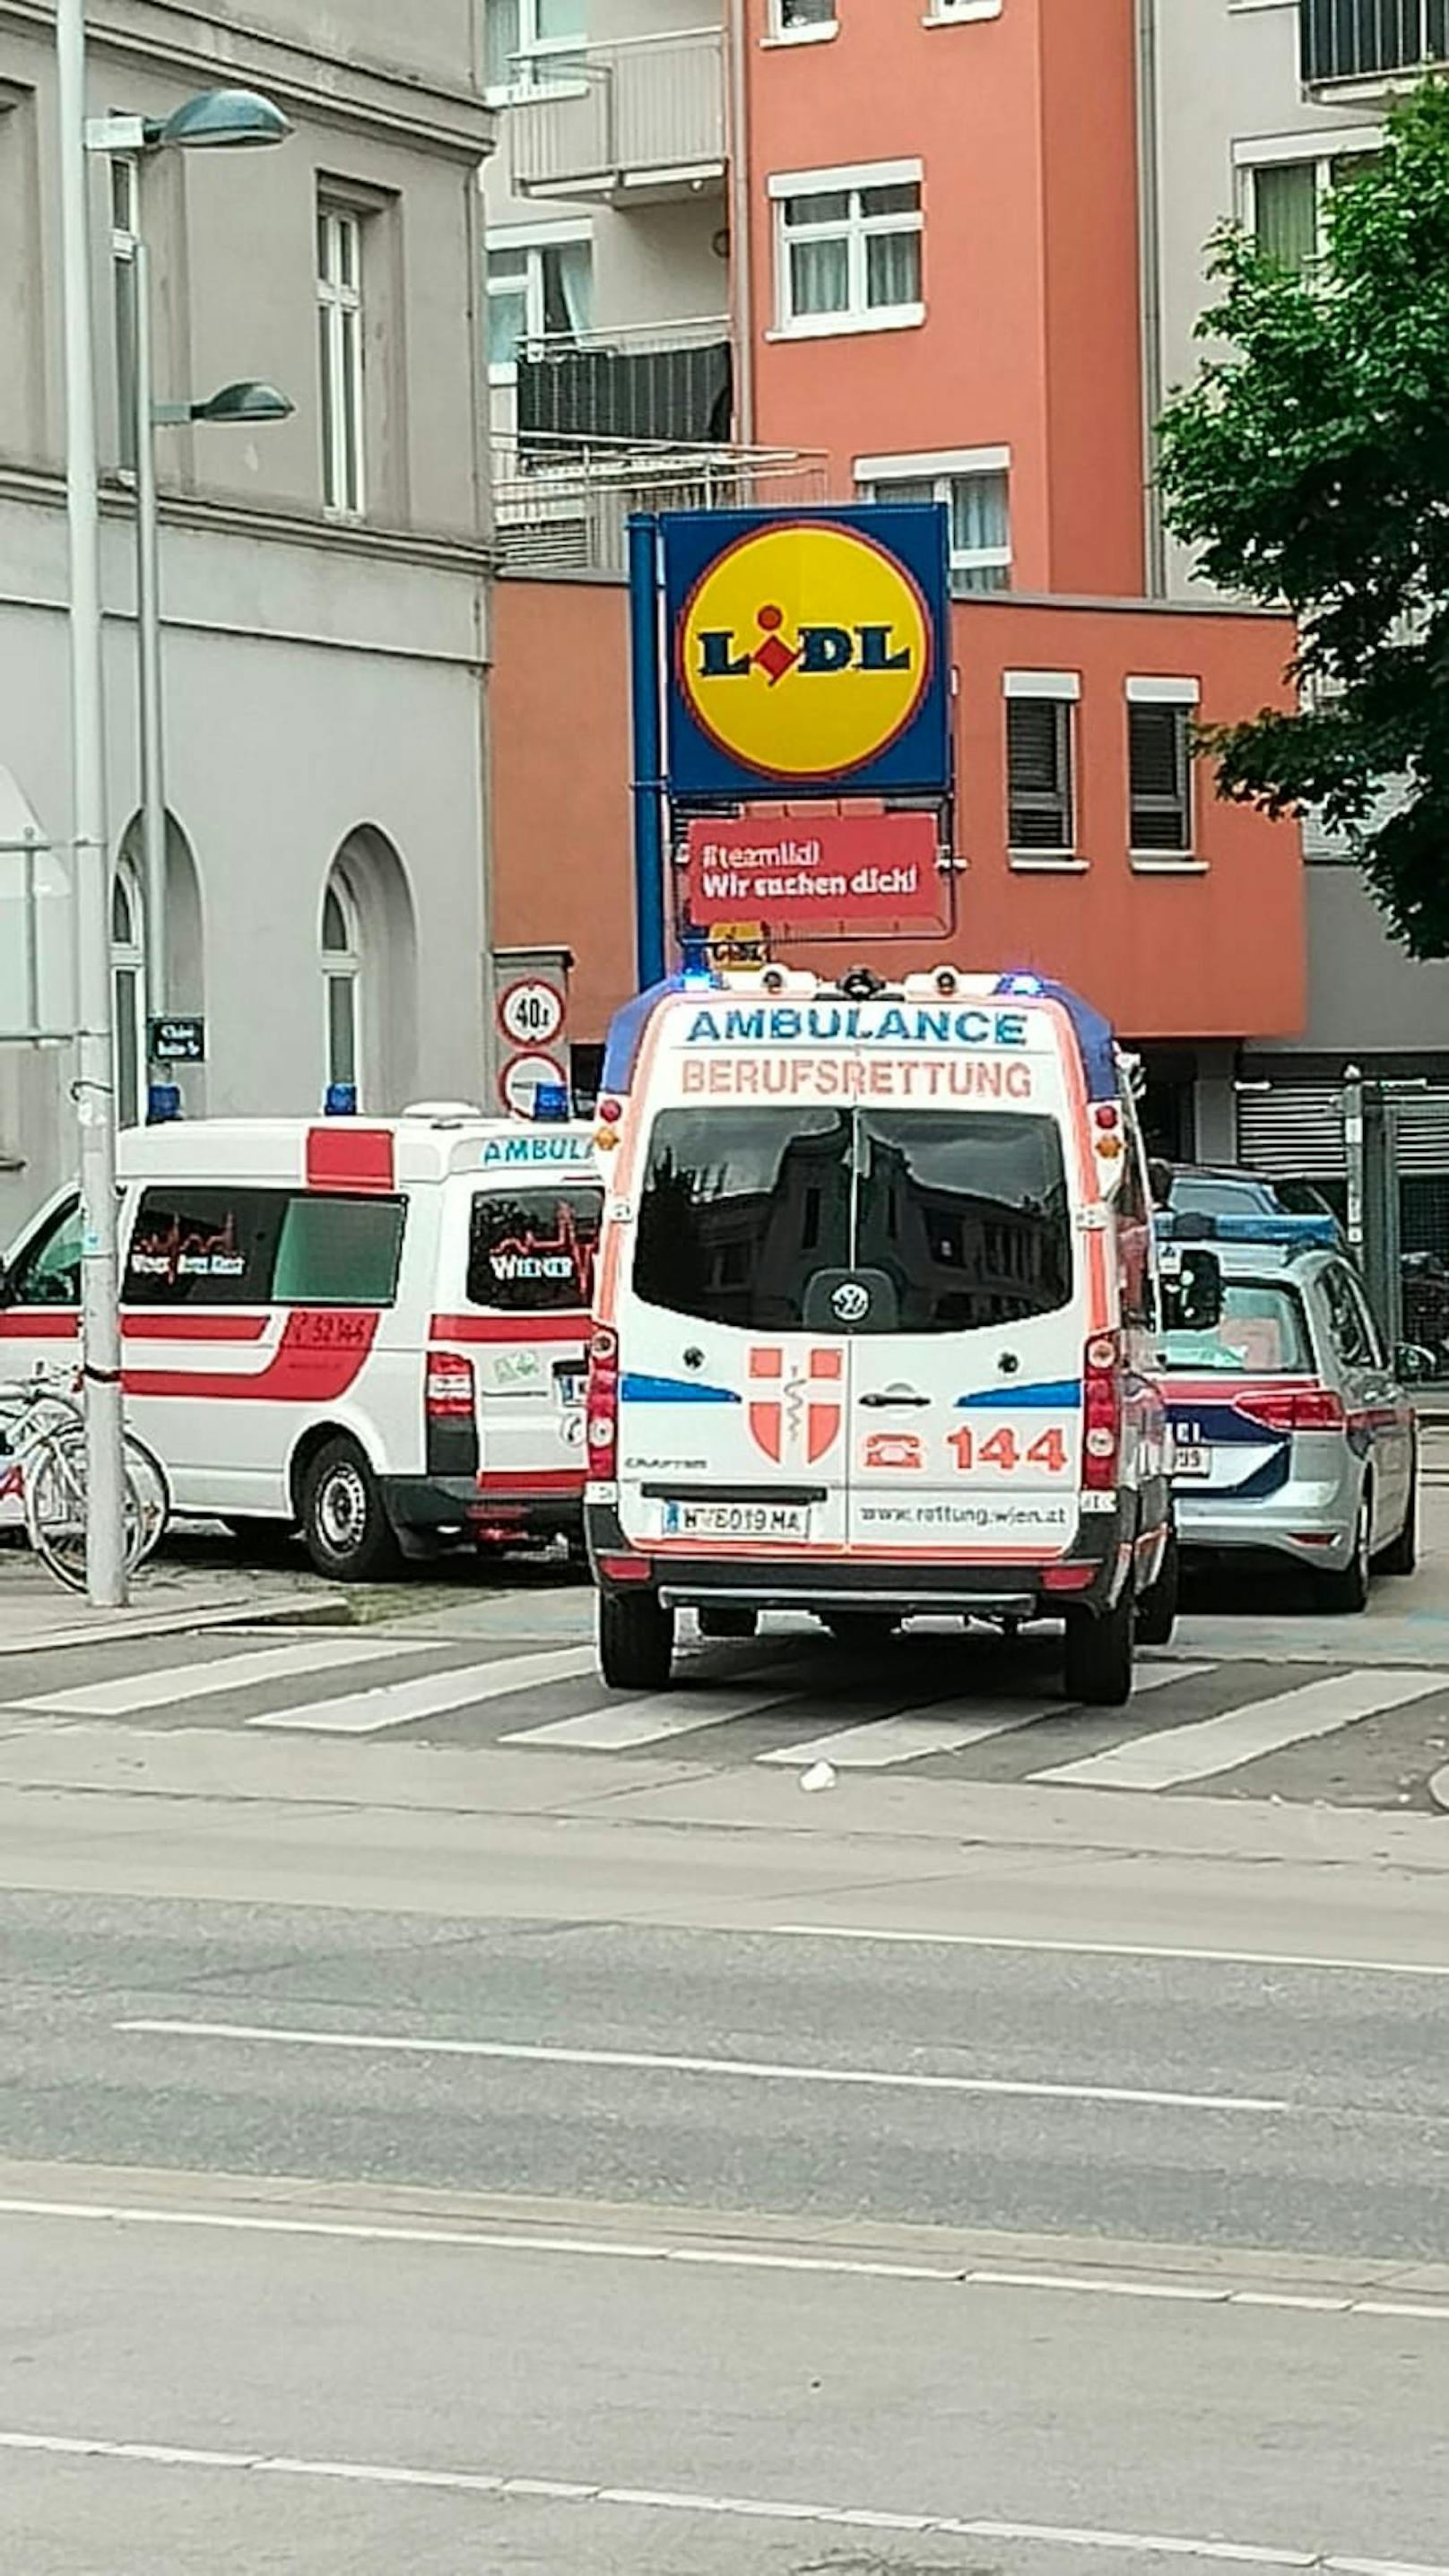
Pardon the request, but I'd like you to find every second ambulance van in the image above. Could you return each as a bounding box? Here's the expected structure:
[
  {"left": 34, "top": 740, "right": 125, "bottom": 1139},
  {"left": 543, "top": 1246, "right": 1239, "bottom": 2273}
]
[
  {"left": 0, "top": 1109, "right": 602, "bottom": 1577},
  {"left": 585, "top": 967, "right": 1176, "bottom": 1704}
]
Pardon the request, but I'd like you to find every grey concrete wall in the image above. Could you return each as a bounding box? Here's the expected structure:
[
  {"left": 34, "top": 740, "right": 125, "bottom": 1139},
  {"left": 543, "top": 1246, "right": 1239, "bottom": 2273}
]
[{"left": 0, "top": 2, "right": 495, "bottom": 1233}]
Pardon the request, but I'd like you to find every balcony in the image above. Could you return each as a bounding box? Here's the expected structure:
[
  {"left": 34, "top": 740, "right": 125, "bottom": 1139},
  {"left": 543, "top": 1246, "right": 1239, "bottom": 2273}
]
[
  {"left": 1301, "top": 0, "right": 1448, "bottom": 93},
  {"left": 492, "top": 430, "right": 829, "bottom": 575},
  {"left": 518, "top": 315, "right": 733, "bottom": 447},
  {"left": 508, "top": 29, "right": 725, "bottom": 204}
]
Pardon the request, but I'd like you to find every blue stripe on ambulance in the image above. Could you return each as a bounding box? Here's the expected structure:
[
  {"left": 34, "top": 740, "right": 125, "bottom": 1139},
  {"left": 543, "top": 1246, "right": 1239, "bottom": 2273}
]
[
  {"left": 620, "top": 1375, "right": 741, "bottom": 1405},
  {"left": 956, "top": 1379, "right": 1081, "bottom": 1412}
]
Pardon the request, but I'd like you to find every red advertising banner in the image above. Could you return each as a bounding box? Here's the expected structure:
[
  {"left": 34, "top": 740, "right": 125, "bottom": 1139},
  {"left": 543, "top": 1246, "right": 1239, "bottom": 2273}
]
[{"left": 684, "top": 811, "right": 943, "bottom": 930}]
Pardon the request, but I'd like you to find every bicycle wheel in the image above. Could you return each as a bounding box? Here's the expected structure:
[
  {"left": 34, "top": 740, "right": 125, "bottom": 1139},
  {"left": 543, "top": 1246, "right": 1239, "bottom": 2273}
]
[
  {"left": 23, "top": 1428, "right": 91, "bottom": 1591},
  {"left": 123, "top": 1434, "right": 170, "bottom": 1568}
]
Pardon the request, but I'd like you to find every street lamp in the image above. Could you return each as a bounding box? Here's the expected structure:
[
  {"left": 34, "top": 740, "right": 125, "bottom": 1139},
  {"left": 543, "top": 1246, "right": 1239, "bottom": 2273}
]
[
  {"left": 55, "top": 0, "right": 291, "bottom": 1609},
  {"left": 84, "top": 85, "right": 292, "bottom": 1127}
]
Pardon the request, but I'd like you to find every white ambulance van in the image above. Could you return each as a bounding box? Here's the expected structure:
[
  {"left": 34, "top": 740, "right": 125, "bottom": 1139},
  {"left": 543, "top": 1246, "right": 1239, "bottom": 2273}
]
[
  {"left": 585, "top": 967, "right": 1175, "bottom": 1704},
  {"left": 0, "top": 1111, "right": 602, "bottom": 1578}
]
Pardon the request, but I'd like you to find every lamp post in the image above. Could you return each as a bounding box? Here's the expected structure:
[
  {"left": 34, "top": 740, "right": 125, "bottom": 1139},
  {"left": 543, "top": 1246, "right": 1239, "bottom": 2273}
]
[
  {"left": 57, "top": 0, "right": 126, "bottom": 1605},
  {"left": 55, "top": 11, "right": 292, "bottom": 1610},
  {"left": 83, "top": 86, "right": 292, "bottom": 1123}
]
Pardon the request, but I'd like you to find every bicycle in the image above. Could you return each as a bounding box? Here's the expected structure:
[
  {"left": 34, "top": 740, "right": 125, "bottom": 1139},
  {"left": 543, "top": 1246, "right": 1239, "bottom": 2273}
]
[{"left": 0, "top": 1368, "right": 170, "bottom": 1592}]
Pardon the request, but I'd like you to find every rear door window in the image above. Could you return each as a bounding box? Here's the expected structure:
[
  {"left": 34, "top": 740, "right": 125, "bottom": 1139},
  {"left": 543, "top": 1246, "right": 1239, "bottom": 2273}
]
[
  {"left": 634, "top": 1107, "right": 1073, "bottom": 1334},
  {"left": 1164, "top": 1281, "right": 1313, "bottom": 1375},
  {"left": 468, "top": 1188, "right": 601, "bottom": 1312}
]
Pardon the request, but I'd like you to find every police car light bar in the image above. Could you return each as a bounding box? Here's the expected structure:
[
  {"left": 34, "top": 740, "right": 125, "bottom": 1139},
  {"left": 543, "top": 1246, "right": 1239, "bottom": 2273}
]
[{"left": 1154, "top": 1211, "right": 1340, "bottom": 1249}]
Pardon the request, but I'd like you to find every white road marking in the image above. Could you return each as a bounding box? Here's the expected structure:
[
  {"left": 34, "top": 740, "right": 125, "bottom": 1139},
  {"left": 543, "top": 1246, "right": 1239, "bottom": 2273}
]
[
  {"left": 503, "top": 1687, "right": 796, "bottom": 1752},
  {"left": 772, "top": 1927, "right": 1449, "bottom": 1979},
  {"left": 245, "top": 1646, "right": 596, "bottom": 1734},
  {"left": 757, "top": 1709, "right": 1041, "bottom": 1769},
  {"left": 0, "top": 2195, "right": 1443, "bottom": 2324},
  {"left": 1130, "top": 1661, "right": 1215, "bottom": 1695},
  {"left": 114, "top": 2017, "right": 1287, "bottom": 2112},
  {"left": 0, "top": 2431, "right": 1442, "bottom": 2570},
  {"left": 1034, "top": 1669, "right": 1449, "bottom": 1791},
  {"left": 10, "top": 1635, "right": 421, "bottom": 1719}
]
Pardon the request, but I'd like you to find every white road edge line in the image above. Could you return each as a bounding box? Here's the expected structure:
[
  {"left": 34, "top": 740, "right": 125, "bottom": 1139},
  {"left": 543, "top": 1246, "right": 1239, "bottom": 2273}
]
[
  {"left": 111, "top": 2018, "right": 1288, "bottom": 2114},
  {"left": 0, "top": 2197, "right": 1443, "bottom": 2324},
  {"left": 770, "top": 1927, "right": 1449, "bottom": 1980},
  {"left": 0, "top": 2431, "right": 1444, "bottom": 2572}
]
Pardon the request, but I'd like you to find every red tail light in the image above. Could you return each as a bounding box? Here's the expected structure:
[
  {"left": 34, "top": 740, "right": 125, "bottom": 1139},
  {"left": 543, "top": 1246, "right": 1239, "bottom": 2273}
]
[
  {"left": 586, "top": 1324, "right": 620, "bottom": 1480},
  {"left": 1082, "top": 1331, "right": 1121, "bottom": 1490},
  {"left": 425, "top": 1351, "right": 474, "bottom": 1419},
  {"left": 1234, "top": 1385, "right": 1345, "bottom": 1433}
]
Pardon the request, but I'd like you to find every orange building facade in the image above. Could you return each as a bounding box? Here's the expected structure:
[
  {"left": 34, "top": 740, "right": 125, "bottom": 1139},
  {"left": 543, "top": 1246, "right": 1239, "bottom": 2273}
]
[{"left": 487, "top": 0, "right": 1308, "bottom": 1158}]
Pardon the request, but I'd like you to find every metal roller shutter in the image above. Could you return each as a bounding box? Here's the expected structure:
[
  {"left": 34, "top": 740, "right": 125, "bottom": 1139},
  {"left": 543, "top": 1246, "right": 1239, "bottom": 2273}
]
[{"left": 1236, "top": 1084, "right": 1346, "bottom": 1178}]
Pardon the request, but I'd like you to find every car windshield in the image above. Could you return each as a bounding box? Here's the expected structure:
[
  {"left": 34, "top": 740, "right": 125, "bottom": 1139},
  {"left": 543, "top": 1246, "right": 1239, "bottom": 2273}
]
[
  {"left": 1163, "top": 1279, "right": 1315, "bottom": 1375},
  {"left": 633, "top": 1107, "right": 1073, "bottom": 1335},
  {"left": 1169, "top": 1176, "right": 1273, "bottom": 1217}
]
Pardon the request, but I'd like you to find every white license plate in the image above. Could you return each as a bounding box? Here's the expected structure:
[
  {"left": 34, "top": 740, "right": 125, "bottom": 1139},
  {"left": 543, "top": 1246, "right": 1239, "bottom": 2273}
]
[
  {"left": 1172, "top": 1439, "right": 1210, "bottom": 1479},
  {"left": 663, "top": 1500, "right": 811, "bottom": 1540},
  {"left": 557, "top": 1373, "right": 585, "bottom": 1408}
]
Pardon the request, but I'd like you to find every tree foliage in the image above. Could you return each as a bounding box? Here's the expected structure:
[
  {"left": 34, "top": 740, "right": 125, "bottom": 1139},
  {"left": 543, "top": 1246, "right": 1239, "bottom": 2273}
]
[{"left": 1157, "top": 81, "right": 1449, "bottom": 958}]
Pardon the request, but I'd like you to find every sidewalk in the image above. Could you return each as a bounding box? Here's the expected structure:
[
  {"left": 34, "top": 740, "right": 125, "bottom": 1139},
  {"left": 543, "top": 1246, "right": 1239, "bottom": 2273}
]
[{"left": 0, "top": 1538, "right": 344, "bottom": 1656}]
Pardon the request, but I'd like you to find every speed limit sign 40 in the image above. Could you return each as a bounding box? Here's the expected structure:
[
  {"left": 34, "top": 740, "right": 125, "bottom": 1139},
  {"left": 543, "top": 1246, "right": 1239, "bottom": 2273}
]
[{"left": 499, "top": 978, "right": 564, "bottom": 1050}]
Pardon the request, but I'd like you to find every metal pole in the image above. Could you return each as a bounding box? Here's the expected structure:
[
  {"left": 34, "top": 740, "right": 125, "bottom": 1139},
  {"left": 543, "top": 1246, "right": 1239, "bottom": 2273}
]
[
  {"left": 1342, "top": 1062, "right": 1365, "bottom": 1261},
  {"left": 627, "top": 513, "right": 667, "bottom": 990},
  {"left": 57, "top": 0, "right": 128, "bottom": 1607},
  {"left": 134, "top": 235, "right": 167, "bottom": 1076}
]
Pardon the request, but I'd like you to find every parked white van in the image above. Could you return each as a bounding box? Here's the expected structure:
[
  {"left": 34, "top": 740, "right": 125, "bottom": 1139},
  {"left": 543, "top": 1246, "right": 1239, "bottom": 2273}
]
[
  {"left": 0, "top": 1111, "right": 602, "bottom": 1578},
  {"left": 585, "top": 967, "right": 1175, "bottom": 1704}
]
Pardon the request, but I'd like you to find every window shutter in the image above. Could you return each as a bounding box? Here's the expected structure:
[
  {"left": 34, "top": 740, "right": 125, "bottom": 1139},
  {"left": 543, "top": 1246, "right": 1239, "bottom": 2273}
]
[
  {"left": 1007, "top": 700, "right": 1072, "bottom": 851},
  {"left": 1129, "top": 705, "right": 1190, "bottom": 853}
]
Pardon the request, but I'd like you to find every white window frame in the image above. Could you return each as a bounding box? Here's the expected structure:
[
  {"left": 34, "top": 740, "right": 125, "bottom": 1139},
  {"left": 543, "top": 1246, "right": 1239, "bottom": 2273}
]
[
  {"left": 768, "top": 159, "right": 924, "bottom": 341},
  {"left": 766, "top": 0, "right": 838, "bottom": 44},
  {"left": 484, "top": 0, "right": 588, "bottom": 104},
  {"left": 321, "top": 868, "right": 364, "bottom": 1105},
  {"left": 1126, "top": 675, "right": 1202, "bottom": 870},
  {"left": 924, "top": 0, "right": 1002, "bottom": 22},
  {"left": 855, "top": 444, "right": 1011, "bottom": 590},
  {"left": 317, "top": 202, "right": 365, "bottom": 519},
  {"left": 1003, "top": 672, "right": 1081, "bottom": 870},
  {"left": 111, "top": 155, "right": 139, "bottom": 476},
  {"left": 111, "top": 857, "right": 146, "bottom": 1130},
  {"left": 1234, "top": 127, "right": 1381, "bottom": 271},
  {"left": 486, "top": 222, "right": 593, "bottom": 386}
]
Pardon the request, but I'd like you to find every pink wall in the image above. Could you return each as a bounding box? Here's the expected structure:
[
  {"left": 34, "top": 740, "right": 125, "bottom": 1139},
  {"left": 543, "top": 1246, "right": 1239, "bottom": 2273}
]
[
  {"left": 740, "top": 0, "right": 1144, "bottom": 595},
  {"left": 491, "top": 577, "right": 1306, "bottom": 1047}
]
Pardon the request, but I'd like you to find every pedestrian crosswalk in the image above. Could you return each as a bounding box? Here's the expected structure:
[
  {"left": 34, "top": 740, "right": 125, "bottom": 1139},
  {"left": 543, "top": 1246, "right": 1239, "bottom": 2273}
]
[{"left": 2, "top": 1619, "right": 1447, "bottom": 1808}]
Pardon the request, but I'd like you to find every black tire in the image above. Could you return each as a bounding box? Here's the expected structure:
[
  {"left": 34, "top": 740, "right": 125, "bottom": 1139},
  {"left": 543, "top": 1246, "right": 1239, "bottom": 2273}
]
[
  {"left": 1375, "top": 1449, "right": 1418, "bottom": 1577},
  {"left": 599, "top": 1588, "right": 674, "bottom": 1691},
  {"left": 820, "top": 1610, "right": 898, "bottom": 1648},
  {"left": 697, "top": 1606, "right": 759, "bottom": 1640},
  {"left": 223, "top": 1515, "right": 298, "bottom": 1561},
  {"left": 1063, "top": 1587, "right": 1135, "bottom": 1707},
  {"left": 1136, "top": 1526, "right": 1180, "bottom": 1649},
  {"left": 1317, "top": 1486, "right": 1371, "bottom": 1614},
  {"left": 299, "top": 1436, "right": 403, "bottom": 1583}
]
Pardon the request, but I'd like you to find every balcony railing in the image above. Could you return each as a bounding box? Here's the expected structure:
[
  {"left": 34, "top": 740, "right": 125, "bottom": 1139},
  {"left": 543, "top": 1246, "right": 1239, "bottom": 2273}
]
[
  {"left": 1301, "top": 0, "right": 1448, "bottom": 85},
  {"left": 509, "top": 29, "right": 724, "bottom": 202},
  {"left": 492, "top": 431, "right": 829, "bottom": 576},
  {"left": 518, "top": 317, "right": 733, "bottom": 447}
]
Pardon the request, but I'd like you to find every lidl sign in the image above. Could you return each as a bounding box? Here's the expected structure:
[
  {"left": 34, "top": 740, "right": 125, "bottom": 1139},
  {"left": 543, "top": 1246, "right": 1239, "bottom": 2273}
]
[{"left": 661, "top": 507, "right": 950, "bottom": 798}]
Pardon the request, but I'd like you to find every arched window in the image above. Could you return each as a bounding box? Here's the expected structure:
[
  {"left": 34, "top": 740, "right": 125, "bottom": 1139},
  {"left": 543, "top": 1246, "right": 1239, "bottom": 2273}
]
[
  {"left": 321, "top": 863, "right": 362, "bottom": 1100},
  {"left": 111, "top": 859, "right": 146, "bottom": 1127}
]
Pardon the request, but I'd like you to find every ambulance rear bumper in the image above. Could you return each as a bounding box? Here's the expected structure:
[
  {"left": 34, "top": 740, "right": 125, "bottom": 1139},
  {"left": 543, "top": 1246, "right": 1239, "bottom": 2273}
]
[{"left": 386, "top": 1475, "right": 583, "bottom": 1539}]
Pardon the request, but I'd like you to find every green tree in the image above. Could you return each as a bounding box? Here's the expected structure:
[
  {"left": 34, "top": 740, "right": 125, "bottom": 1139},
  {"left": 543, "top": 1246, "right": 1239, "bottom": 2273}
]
[{"left": 1157, "top": 81, "right": 1449, "bottom": 959}]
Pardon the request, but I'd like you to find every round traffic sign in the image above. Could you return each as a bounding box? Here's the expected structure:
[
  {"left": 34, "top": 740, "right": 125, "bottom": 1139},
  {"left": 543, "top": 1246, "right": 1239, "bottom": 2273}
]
[
  {"left": 499, "top": 978, "right": 564, "bottom": 1049},
  {"left": 501, "top": 1050, "right": 569, "bottom": 1117}
]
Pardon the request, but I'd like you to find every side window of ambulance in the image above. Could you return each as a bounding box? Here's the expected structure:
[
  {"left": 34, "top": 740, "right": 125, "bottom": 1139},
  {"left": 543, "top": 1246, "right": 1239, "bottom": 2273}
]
[
  {"left": 5, "top": 1195, "right": 83, "bottom": 1306},
  {"left": 124, "top": 1189, "right": 286, "bottom": 1305},
  {"left": 1117, "top": 1133, "right": 1156, "bottom": 1331},
  {"left": 272, "top": 1196, "right": 405, "bottom": 1305},
  {"left": 468, "top": 1190, "right": 601, "bottom": 1312}
]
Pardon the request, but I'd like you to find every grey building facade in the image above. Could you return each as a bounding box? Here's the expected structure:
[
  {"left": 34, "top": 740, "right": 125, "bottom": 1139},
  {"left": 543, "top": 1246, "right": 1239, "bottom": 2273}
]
[
  {"left": 1147, "top": 0, "right": 1449, "bottom": 1271},
  {"left": 0, "top": 0, "right": 496, "bottom": 1239}
]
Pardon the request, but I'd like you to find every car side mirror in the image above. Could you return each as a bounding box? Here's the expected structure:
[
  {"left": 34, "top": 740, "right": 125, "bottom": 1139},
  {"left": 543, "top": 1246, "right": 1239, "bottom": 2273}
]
[
  {"left": 1395, "top": 1341, "right": 1436, "bottom": 1385},
  {"left": 1160, "top": 1247, "right": 1223, "bottom": 1335}
]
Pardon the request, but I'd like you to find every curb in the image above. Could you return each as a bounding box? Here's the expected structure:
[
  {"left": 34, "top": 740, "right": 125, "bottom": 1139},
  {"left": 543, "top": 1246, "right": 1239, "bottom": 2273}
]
[{"left": 0, "top": 1587, "right": 352, "bottom": 1659}]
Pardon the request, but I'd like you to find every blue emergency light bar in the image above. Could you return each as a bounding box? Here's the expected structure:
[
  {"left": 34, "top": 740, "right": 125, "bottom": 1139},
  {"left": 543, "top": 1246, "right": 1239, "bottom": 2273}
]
[{"left": 1155, "top": 1211, "right": 1340, "bottom": 1250}]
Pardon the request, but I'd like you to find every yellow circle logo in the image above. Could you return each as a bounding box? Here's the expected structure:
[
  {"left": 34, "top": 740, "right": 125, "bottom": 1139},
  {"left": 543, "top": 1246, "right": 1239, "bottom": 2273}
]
[{"left": 676, "top": 520, "right": 933, "bottom": 782}]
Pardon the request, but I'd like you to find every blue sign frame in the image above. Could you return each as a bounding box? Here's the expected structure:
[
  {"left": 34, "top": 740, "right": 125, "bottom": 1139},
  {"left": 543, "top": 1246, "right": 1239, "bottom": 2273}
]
[{"left": 658, "top": 505, "right": 951, "bottom": 801}]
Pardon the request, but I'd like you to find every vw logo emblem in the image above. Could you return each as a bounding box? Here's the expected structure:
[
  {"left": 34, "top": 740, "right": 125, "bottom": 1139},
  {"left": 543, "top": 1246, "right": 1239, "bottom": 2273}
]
[{"left": 831, "top": 1280, "right": 871, "bottom": 1324}]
